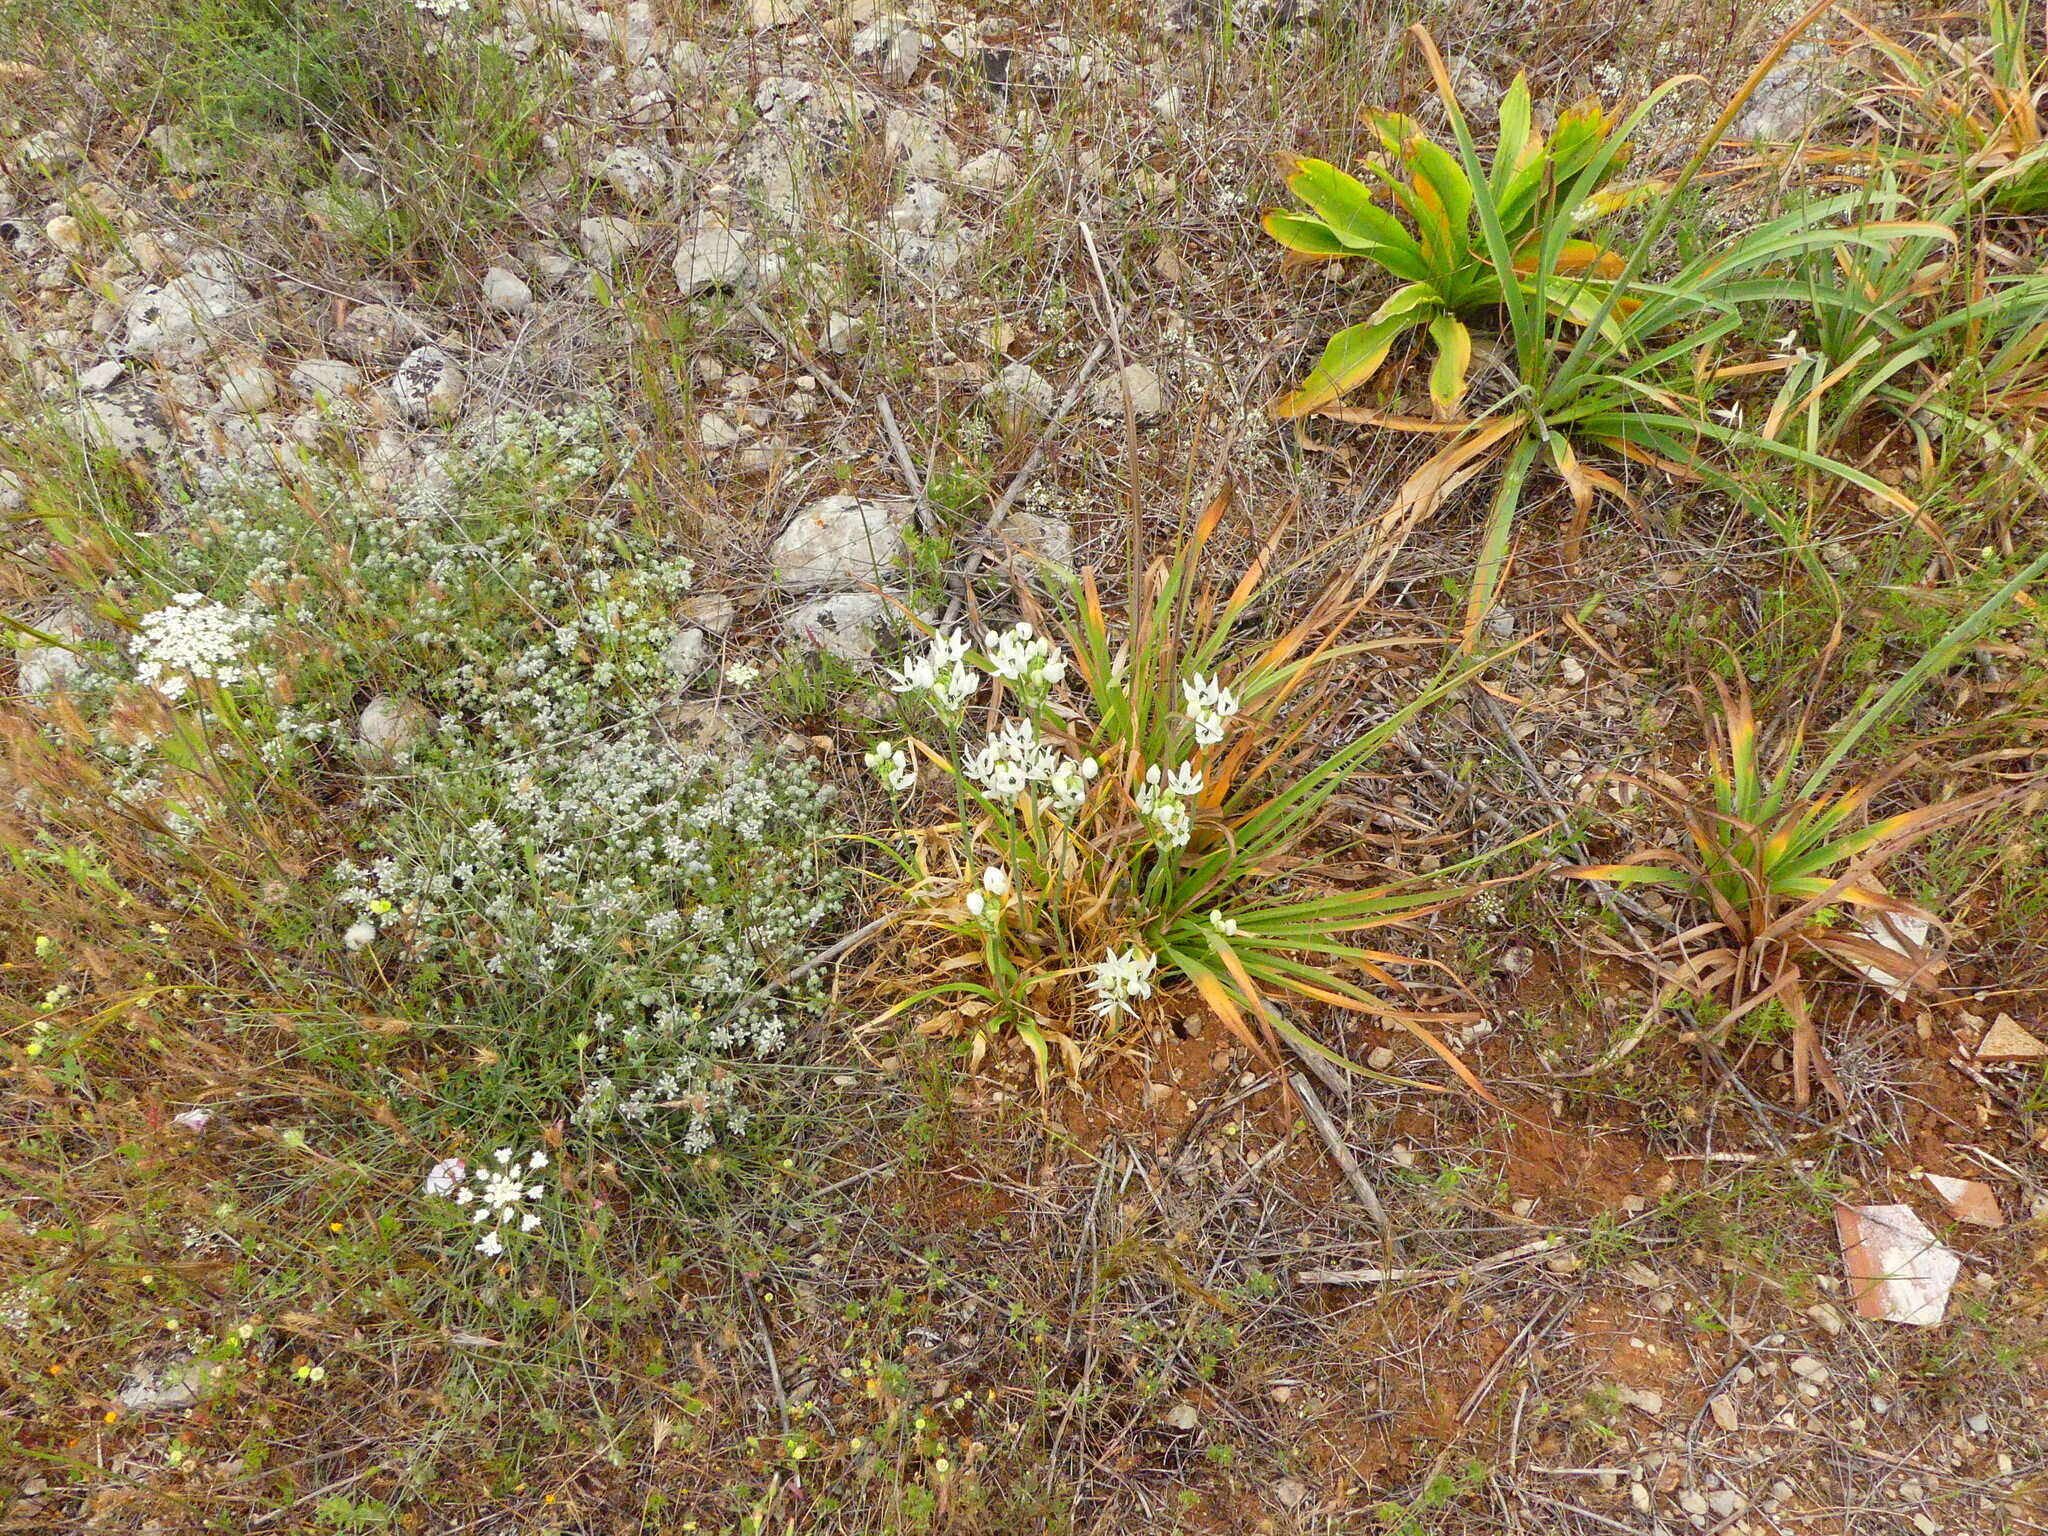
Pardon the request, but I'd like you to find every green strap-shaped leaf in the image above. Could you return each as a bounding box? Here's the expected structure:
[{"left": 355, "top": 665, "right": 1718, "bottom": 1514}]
[
  {"left": 1548, "top": 99, "right": 1618, "bottom": 184},
  {"left": 1285, "top": 158, "right": 1421, "bottom": 259},
  {"left": 1405, "top": 138, "right": 1474, "bottom": 274},
  {"left": 1276, "top": 306, "right": 1431, "bottom": 418},
  {"left": 1489, "top": 74, "right": 1535, "bottom": 201},
  {"left": 1261, "top": 211, "right": 1353, "bottom": 257},
  {"left": 1426, "top": 314, "right": 1473, "bottom": 414},
  {"left": 1460, "top": 435, "right": 1541, "bottom": 651}
]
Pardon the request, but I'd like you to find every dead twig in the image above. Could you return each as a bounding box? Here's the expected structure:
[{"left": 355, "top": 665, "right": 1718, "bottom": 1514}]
[
  {"left": 1455, "top": 1295, "right": 1566, "bottom": 1423},
  {"left": 1298, "top": 1235, "right": 1558, "bottom": 1286},
  {"left": 1288, "top": 1070, "right": 1398, "bottom": 1263}
]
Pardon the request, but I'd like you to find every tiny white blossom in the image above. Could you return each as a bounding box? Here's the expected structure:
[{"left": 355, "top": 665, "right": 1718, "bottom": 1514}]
[
  {"left": 1044, "top": 757, "right": 1094, "bottom": 815},
  {"left": 1209, "top": 910, "right": 1241, "bottom": 937},
  {"left": 981, "top": 866, "right": 1011, "bottom": 897},
  {"left": 965, "top": 889, "right": 988, "bottom": 919},
  {"left": 1134, "top": 763, "right": 1196, "bottom": 849},
  {"left": 1164, "top": 763, "right": 1204, "bottom": 798},
  {"left": 172, "top": 1108, "right": 211, "bottom": 1133},
  {"left": 476, "top": 1229, "right": 503, "bottom": 1257},
  {"left": 1089, "top": 946, "right": 1158, "bottom": 1019},
  {"left": 963, "top": 718, "right": 1056, "bottom": 798},
  {"left": 343, "top": 921, "right": 376, "bottom": 953},
  {"left": 963, "top": 740, "right": 1031, "bottom": 798},
  {"left": 1148, "top": 798, "right": 1192, "bottom": 848}
]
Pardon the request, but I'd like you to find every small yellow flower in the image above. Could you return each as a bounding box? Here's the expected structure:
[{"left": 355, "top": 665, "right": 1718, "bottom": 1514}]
[
  {"left": 328, "top": 1221, "right": 343, "bottom": 1234},
  {"left": 103, "top": 1410, "right": 118, "bottom": 1424}
]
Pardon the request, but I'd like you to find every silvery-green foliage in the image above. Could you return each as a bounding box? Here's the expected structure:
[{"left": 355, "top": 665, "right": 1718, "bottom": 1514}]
[
  {"left": 146, "top": 401, "right": 846, "bottom": 1147},
  {"left": 336, "top": 732, "right": 843, "bottom": 1151}
]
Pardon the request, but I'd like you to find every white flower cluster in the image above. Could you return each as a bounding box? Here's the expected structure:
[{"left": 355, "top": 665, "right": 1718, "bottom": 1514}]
[
  {"left": 886, "top": 628, "right": 979, "bottom": 715},
  {"left": 162, "top": 408, "right": 847, "bottom": 1149},
  {"left": 864, "top": 740, "right": 916, "bottom": 795},
  {"left": 1182, "top": 673, "right": 1241, "bottom": 747},
  {"left": 92, "top": 407, "right": 845, "bottom": 1155},
  {"left": 963, "top": 718, "right": 1054, "bottom": 797},
  {"left": 1089, "top": 946, "right": 1158, "bottom": 1018},
  {"left": 413, "top": 0, "right": 472, "bottom": 14},
  {"left": 131, "top": 593, "right": 268, "bottom": 700},
  {"left": 424, "top": 1148, "right": 548, "bottom": 1257},
  {"left": 964, "top": 864, "right": 1010, "bottom": 921},
  {"left": 986, "top": 623, "right": 1066, "bottom": 702},
  {"left": 962, "top": 717, "right": 1100, "bottom": 811},
  {"left": 1133, "top": 762, "right": 1203, "bottom": 849}
]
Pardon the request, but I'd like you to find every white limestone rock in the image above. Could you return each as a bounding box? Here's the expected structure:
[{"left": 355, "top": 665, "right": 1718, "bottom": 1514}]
[
  {"left": 14, "top": 608, "right": 95, "bottom": 697},
  {"left": 391, "top": 346, "right": 465, "bottom": 423},
  {"left": 959, "top": 148, "right": 1018, "bottom": 191},
  {"left": 481, "top": 266, "right": 533, "bottom": 314},
  {"left": 769, "top": 494, "right": 912, "bottom": 590},
  {"left": 578, "top": 215, "right": 644, "bottom": 269},
  {"left": 1089, "top": 362, "right": 1167, "bottom": 421},
  {"left": 357, "top": 694, "right": 433, "bottom": 761},
  {"left": 982, "top": 360, "right": 1056, "bottom": 426},
  {"left": 783, "top": 591, "right": 895, "bottom": 662},
  {"left": 290, "top": 358, "right": 364, "bottom": 405},
  {"left": 852, "top": 16, "right": 924, "bottom": 86},
  {"left": 596, "top": 145, "right": 668, "bottom": 208},
  {"left": 121, "top": 273, "right": 255, "bottom": 363},
  {"left": 216, "top": 356, "right": 278, "bottom": 415},
  {"left": 674, "top": 225, "right": 754, "bottom": 295}
]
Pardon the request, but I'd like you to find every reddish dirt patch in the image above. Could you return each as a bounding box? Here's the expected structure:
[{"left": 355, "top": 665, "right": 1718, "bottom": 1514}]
[{"left": 1488, "top": 1100, "right": 1670, "bottom": 1216}]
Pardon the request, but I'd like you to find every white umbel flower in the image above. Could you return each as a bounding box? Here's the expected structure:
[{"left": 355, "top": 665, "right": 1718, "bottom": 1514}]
[
  {"left": 1134, "top": 763, "right": 1195, "bottom": 850},
  {"left": 886, "top": 629, "right": 980, "bottom": 715},
  {"left": 431, "top": 1145, "right": 551, "bottom": 1254},
  {"left": 132, "top": 593, "right": 268, "bottom": 700},
  {"left": 864, "top": 739, "right": 917, "bottom": 794},
  {"left": 985, "top": 623, "right": 1066, "bottom": 700},
  {"left": 1089, "top": 946, "right": 1158, "bottom": 1019},
  {"left": 1181, "top": 673, "right": 1241, "bottom": 747}
]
